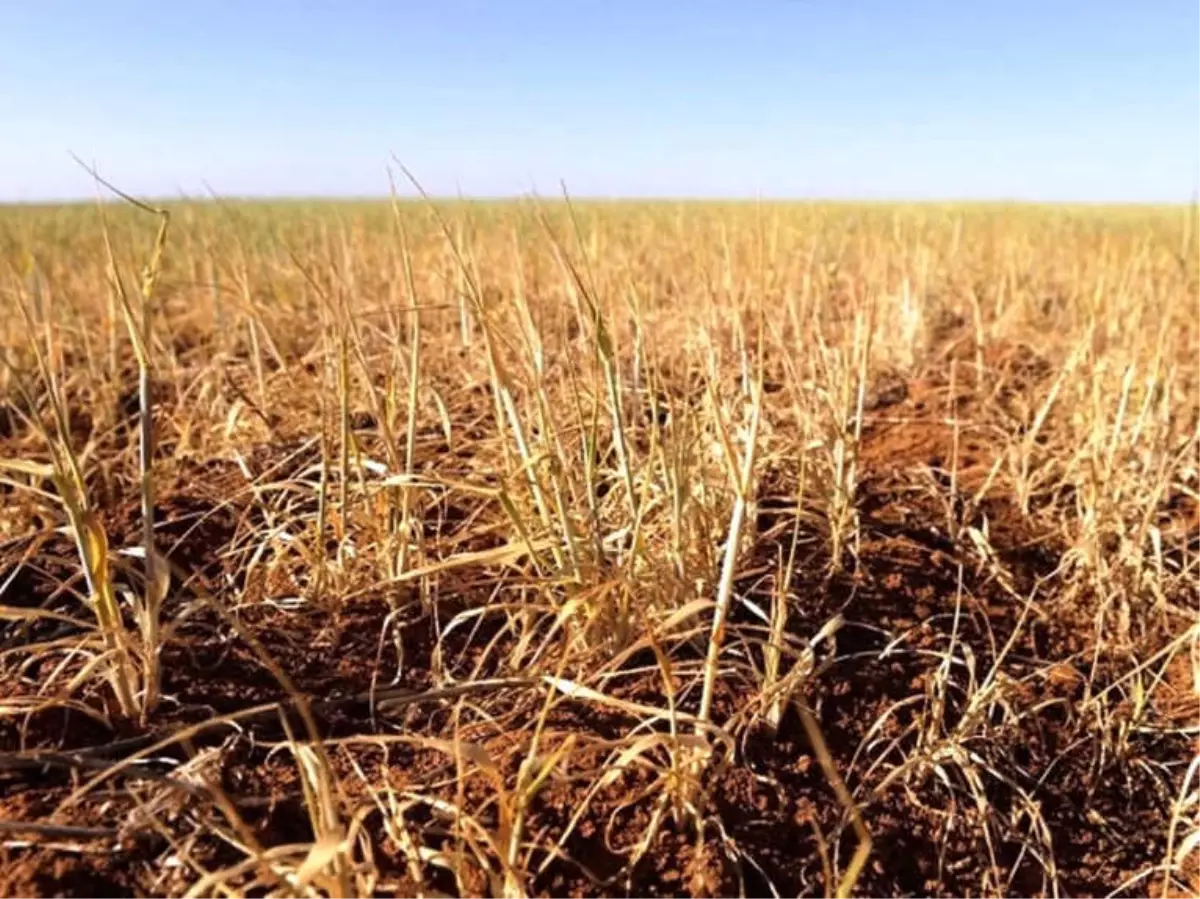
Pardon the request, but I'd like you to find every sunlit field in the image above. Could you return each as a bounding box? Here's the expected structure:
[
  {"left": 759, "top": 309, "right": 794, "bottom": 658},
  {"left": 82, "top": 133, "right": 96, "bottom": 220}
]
[{"left": 1, "top": 196, "right": 1196, "bottom": 897}]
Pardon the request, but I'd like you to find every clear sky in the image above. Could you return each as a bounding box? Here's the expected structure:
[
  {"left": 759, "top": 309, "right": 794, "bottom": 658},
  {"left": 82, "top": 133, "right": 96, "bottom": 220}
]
[{"left": 1, "top": 1, "right": 1196, "bottom": 202}]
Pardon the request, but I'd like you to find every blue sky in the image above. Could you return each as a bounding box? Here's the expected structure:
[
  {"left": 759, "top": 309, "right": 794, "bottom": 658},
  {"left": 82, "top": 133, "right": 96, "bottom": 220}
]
[{"left": 1, "top": 1, "right": 1196, "bottom": 202}]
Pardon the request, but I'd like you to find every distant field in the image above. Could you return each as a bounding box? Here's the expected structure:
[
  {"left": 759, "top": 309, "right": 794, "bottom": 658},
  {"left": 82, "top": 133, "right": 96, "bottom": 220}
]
[{"left": 1, "top": 198, "right": 1196, "bottom": 897}]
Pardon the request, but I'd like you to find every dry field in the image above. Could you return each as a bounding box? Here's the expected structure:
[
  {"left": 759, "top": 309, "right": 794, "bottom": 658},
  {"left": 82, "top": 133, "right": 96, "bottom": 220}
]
[{"left": 0, "top": 195, "right": 1197, "bottom": 898}]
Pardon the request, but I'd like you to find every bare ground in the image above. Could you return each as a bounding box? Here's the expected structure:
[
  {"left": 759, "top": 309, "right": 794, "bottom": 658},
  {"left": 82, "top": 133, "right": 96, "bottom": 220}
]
[{"left": 2, "top": 333, "right": 1195, "bottom": 898}]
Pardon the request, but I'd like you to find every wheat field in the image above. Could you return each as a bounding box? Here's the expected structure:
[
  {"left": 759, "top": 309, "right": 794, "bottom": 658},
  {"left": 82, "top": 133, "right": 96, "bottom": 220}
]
[{"left": 0, "top": 195, "right": 1196, "bottom": 897}]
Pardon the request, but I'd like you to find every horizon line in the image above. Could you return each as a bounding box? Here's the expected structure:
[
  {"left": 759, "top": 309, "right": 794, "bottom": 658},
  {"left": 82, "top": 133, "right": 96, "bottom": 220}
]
[{"left": 2, "top": 193, "right": 1196, "bottom": 209}]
